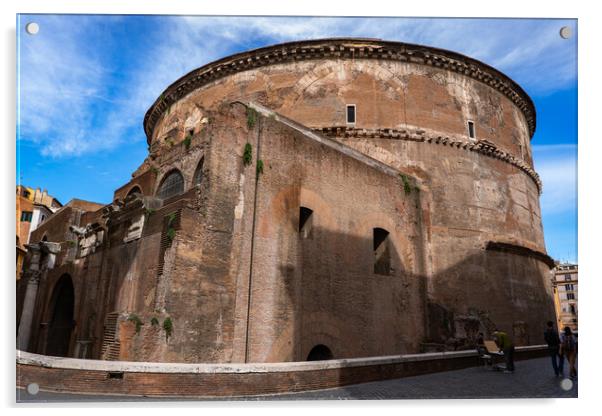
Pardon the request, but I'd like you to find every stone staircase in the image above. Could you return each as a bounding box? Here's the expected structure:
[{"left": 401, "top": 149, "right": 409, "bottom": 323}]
[{"left": 100, "top": 312, "right": 120, "bottom": 361}]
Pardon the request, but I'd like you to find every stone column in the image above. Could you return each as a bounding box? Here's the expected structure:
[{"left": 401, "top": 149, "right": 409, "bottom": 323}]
[{"left": 17, "top": 270, "right": 41, "bottom": 351}]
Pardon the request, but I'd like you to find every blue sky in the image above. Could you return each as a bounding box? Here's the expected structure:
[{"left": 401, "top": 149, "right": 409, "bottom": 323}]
[{"left": 16, "top": 15, "right": 577, "bottom": 263}]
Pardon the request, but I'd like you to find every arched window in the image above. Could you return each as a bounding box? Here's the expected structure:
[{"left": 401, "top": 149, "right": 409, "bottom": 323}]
[
  {"left": 126, "top": 185, "right": 143, "bottom": 198},
  {"left": 193, "top": 157, "right": 204, "bottom": 187},
  {"left": 156, "top": 170, "right": 184, "bottom": 200}
]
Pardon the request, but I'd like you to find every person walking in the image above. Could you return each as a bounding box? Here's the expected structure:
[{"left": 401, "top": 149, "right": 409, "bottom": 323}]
[
  {"left": 560, "top": 326, "right": 577, "bottom": 379},
  {"left": 493, "top": 329, "right": 515, "bottom": 373},
  {"left": 544, "top": 321, "right": 564, "bottom": 377}
]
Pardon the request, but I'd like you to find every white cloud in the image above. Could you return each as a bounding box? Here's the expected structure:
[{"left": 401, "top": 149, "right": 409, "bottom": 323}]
[
  {"left": 18, "top": 16, "right": 577, "bottom": 159},
  {"left": 533, "top": 144, "right": 577, "bottom": 216}
]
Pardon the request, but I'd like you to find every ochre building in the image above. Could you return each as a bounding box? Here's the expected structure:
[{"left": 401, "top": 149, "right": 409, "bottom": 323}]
[{"left": 17, "top": 38, "right": 555, "bottom": 363}]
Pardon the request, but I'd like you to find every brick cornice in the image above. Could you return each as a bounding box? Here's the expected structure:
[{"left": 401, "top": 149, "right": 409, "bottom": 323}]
[
  {"left": 316, "top": 126, "right": 542, "bottom": 194},
  {"left": 143, "top": 38, "right": 536, "bottom": 143}
]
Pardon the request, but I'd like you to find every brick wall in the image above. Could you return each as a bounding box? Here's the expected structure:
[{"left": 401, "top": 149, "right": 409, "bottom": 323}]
[{"left": 16, "top": 346, "right": 548, "bottom": 397}]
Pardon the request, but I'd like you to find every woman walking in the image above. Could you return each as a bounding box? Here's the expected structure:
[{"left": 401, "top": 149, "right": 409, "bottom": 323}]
[{"left": 560, "top": 327, "right": 577, "bottom": 379}]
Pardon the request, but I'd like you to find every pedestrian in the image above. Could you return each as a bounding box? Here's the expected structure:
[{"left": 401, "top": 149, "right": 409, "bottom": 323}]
[
  {"left": 476, "top": 332, "right": 485, "bottom": 347},
  {"left": 544, "top": 321, "right": 563, "bottom": 377},
  {"left": 559, "top": 326, "right": 577, "bottom": 379},
  {"left": 493, "top": 329, "right": 515, "bottom": 373}
]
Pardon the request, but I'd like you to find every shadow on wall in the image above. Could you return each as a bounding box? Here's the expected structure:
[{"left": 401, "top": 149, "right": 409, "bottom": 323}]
[{"left": 263, "top": 222, "right": 553, "bottom": 363}]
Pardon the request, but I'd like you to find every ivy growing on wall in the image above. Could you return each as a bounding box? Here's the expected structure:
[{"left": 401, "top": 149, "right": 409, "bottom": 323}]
[
  {"left": 183, "top": 134, "right": 192, "bottom": 150},
  {"left": 243, "top": 143, "right": 253, "bottom": 166},
  {"left": 127, "top": 314, "right": 143, "bottom": 334},
  {"left": 399, "top": 174, "right": 412, "bottom": 195},
  {"left": 163, "top": 317, "right": 173, "bottom": 340},
  {"left": 256, "top": 159, "right": 264, "bottom": 176},
  {"left": 166, "top": 212, "right": 177, "bottom": 242},
  {"left": 246, "top": 107, "right": 257, "bottom": 129}
]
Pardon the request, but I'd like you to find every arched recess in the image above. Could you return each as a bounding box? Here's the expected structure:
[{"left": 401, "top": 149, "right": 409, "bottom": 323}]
[
  {"left": 193, "top": 157, "right": 204, "bottom": 187},
  {"left": 306, "top": 344, "right": 334, "bottom": 361},
  {"left": 126, "top": 185, "right": 143, "bottom": 198},
  {"left": 156, "top": 169, "right": 184, "bottom": 200},
  {"left": 45, "top": 274, "right": 75, "bottom": 357}
]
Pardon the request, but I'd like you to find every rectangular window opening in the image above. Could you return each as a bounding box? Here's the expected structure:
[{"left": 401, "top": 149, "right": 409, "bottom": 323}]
[
  {"left": 299, "top": 207, "right": 314, "bottom": 239},
  {"left": 373, "top": 228, "right": 391, "bottom": 275},
  {"left": 467, "top": 121, "right": 475, "bottom": 139},
  {"left": 346, "top": 104, "right": 356, "bottom": 125},
  {"left": 107, "top": 371, "right": 124, "bottom": 380}
]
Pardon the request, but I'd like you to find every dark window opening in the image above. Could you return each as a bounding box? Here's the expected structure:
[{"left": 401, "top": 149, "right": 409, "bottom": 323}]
[
  {"left": 193, "top": 157, "right": 204, "bottom": 187},
  {"left": 20, "top": 211, "right": 33, "bottom": 222},
  {"left": 187, "top": 128, "right": 194, "bottom": 137},
  {"left": 569, "top": 304, "right": 576, "bottom": 314},
  {"left": 373, "top": 227, "right": 391, "bottom": 275},
  {"left": 107, "top": 371, "right": 124, "bottom": 380},
  {"left": 467, "top": 121, "right": 475, "bottom": 139},
  {"left": 156, "top": 170, "right": 184, "bottom": 200},
  {"left": 346, "top": 105, "right": 356, "bottom": 124},
  {"left": 567, "top": 293, "right": 575, "bottom": 300},
  {"left": 307, "top": 344, "right": 333, "bottom": 361},
  {"left": 45, "top": 274, "right": 75, "bottom": 357},
  {"left": 299, "top": 207, "right": 314, "bottom": 238}
]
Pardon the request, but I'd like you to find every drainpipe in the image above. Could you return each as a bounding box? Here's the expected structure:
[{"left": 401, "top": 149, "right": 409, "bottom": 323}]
[{"left": 244, "top": 105, "right": 262, "bottom": 363}]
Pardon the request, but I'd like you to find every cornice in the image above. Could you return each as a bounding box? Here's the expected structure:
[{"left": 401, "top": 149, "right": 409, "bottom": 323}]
[
  {"left": 143, "top": 38, "right": 536, "bottom": 143},
  {"left": 316, "top": 126, "right": 542, "bottom": 194}
]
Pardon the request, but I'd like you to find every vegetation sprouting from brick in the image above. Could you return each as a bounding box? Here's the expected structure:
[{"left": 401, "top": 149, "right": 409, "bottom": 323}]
[
  {"left": 150, "top": 317, "right": 159, "bottom": 326},
  {"left": 246, "top": 107, "right": 257, "bottom": 129},
  {"left": 144, "top": 208, "right": 155, "bottom": 222},
  {"left": 166, "top": 212, "right": 177, "bottom": 242},
  {"left": 163, "top": 317, "right": 173, "bottom": 340},
  {"left": 399, "top": 173, "right": 420, "bottom": 195},
  {"left": 127, "top": 314, "right": 143, "bottom": 334},
  {"left": 183, "top": 133, "right": 192, "bottom": 150},
  {"left": 243, "top": 143, "right": 253, "bottom": 166},
  {"left": 151, "top": 167, "right": 159, "bottom": 176},
  {"left": 256, "top": 159, "right": 264, "bottom": 176}
]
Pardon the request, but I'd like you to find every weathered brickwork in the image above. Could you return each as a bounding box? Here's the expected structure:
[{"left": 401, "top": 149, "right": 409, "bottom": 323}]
[
  {"left": 16, "top": 346, "right": 548, "bottom": 397},
  {"left": 18, "top": 38, "right": 554, "bottom": 366}
]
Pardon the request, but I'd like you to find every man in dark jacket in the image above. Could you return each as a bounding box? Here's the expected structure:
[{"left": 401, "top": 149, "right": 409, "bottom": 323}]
[{"left": 544, "top": 321, "right": 564, "bottom": 377}]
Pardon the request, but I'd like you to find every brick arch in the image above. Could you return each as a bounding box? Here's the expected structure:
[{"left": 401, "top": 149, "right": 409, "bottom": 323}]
[
  {"left": 44, "top": 274, "right": 75, "bottom": 357},
  {"left": 126, "top": 185, "right": 143, "bottom": 198}
]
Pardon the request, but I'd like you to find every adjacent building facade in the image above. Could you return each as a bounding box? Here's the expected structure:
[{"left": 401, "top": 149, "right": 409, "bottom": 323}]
[
  {"left": 18, "top": 38, "right": 556, "bottom": 363},
  {"left": 552, "top": 263, "right": 578, "bottom": 332}
]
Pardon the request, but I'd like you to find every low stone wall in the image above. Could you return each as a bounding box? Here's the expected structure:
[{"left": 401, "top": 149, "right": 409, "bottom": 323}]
[{"left": 16, "top": 346, "right": 547, "bottom": 398}]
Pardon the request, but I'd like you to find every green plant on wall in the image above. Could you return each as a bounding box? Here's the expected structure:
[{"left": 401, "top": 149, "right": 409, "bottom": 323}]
[
  {"left": 144, "top": 208, "right": 156, "bottom": 221},
  {"left": 246, "top": 107, "right": 257, "bottom": 129},
  {"left": 183, "top": 134, "right": 192, "bottom": 150},
  {"left": 150, "top": 317, "right": 159, "bottom": 326},
  {"left": 163, "top": 317, "right": 173, "bottom": 340},
  {"left": 166, "top": 227, "right": 176, "bottom": 242},
  {"left": 243, "top": 143, "right": 253, "bottom": 166},
  {"left": 399, "top": 173, "right": 412, "bottom": 195},
  {"left": 127, "top": 314, "right": 143, "bottom": 334},
  {"left": 151, "top": 167, "right": 159, "bottom": 176},
  {"left": 256, "top": 159, "right": 264, "bottom": 176},
  {"left": 166, "top": 212, "right": 177, "bottom": 242}
]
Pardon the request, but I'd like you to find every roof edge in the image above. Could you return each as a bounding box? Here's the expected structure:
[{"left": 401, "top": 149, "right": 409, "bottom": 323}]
[{"left": 143, "top": 38, "right": 536, "bottom": 144}]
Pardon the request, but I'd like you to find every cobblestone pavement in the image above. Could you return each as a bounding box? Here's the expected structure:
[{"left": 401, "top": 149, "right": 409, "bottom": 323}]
[{"left": 17, "top": 357, "right": 577, "bottom": 403}]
